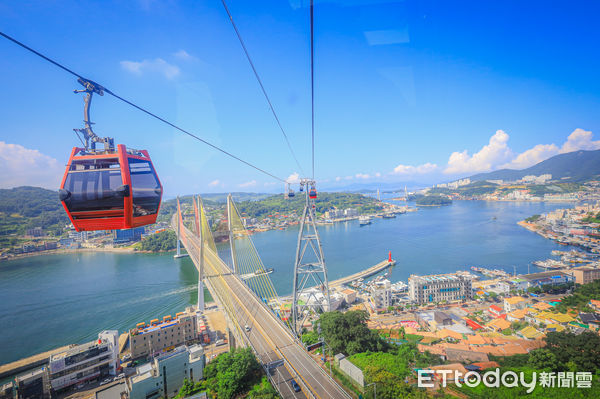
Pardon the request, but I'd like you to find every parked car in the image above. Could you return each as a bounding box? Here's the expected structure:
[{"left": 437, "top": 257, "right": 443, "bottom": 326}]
[
  {"left": 99, "top": 378, "right": 112, "bottom": 386},
  {"left": 245, "top": 325, "right": 251, "bottom": 332}
]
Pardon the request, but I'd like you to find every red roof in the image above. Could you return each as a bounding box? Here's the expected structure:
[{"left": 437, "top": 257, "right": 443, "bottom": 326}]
[
  {"left": 489, "top": 305, "right": 502, "bottom": 313},
  {"left": 466, "top": 319, "right": 484, "bottom": 330}
]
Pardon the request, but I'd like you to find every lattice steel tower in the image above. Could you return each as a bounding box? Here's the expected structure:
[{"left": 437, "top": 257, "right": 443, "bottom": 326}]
[{"left": 292, "top": 178, "right": 330, "bottom": 336}]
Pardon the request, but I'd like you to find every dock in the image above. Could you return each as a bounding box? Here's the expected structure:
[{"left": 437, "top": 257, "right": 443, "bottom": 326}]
[{"left": 330, "top": 259, "right": 395, "bottom": 289}]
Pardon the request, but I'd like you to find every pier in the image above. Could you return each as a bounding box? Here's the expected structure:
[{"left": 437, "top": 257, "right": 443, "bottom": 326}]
[{"left": 330, "top": 259, "right": 396, "bottom": 288}]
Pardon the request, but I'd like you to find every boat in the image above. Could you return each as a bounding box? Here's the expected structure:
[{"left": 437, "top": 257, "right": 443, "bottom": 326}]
[
  {"left": 254, "top": 268, "right": 274, "bottom": 275},
  {"left": 359, "top": 216, "right": 372, "bottom": 226},
  {"left": 382, "top": 213, "right": 396, "bottom": 219}
]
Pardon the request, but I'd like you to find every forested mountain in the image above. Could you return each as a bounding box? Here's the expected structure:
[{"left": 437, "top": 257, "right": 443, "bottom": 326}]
[{"left": 468, "top": 149, "right": 600, "bottom": 182}]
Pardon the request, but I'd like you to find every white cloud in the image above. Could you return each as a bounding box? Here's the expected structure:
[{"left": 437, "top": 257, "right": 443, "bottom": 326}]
[
  {"left": 208, "top": 179, "right": 221, "bottom": 187},
  {"left": 239, "top": 180, "right": 257, "bottom": 188},
  {"left": 173, "top": 50, "right": 194, "bottom": 61},
  {"left": 502, "top": 143, "right": 559, "bottom": 169},
  {"left": 560, "top": 128, "right": 600, "bottom": 153},
  {"left": 444, "top": 130, "right": 512, "bottom": 175},
  {"left": 355, "top": 173, "right": 371, "bottom": 179},
  {"left": 375, "top": 172, "right": 381, "bottom": 177},
  {"left": 393, "top": 162, "right": 437, "bottom": 175},
  {"left": 120, "top": 58, "right": 180, "bottom": 79},
  {"left": 335, "top": 176, "right": 342, "bottom": 182},
  {"left": 0, "top": 142, "right": 63, "bottom": 189},
  {"left": 286, "top": 172, "right": 301, "bottom": 184}
]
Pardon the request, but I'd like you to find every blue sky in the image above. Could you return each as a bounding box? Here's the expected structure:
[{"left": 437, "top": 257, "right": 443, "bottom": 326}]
[{"left": 1, "top": 0, "right": 599, "bottom": 195}]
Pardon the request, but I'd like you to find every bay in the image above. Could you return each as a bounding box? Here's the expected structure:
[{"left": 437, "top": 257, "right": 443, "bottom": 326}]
[{"left": 0, "top": 200, "right": 576, "bottom": 364}]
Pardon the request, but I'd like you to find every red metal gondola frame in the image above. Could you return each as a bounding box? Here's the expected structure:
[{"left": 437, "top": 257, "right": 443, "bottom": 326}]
[{"left": 60, "top": 144, "right": 162, "bottom": 231}]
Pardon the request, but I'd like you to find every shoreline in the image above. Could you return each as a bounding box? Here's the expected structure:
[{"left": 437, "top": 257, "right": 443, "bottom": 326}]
[{"left": 0, "top": 247, "right": 174, "bottom": 263}]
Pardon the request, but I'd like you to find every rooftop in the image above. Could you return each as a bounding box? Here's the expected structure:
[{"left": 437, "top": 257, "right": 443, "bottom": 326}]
[
  {"left": 522, "top": 271, "right": 569, "bottom": 281},
  {"left": 410, "top": 273, "right": 464, "bottom": 283},
  {"left": 504, "top": 296, "right": 525, "bottom": 305},
  {"left": 50, "top": 339, "right": 105, "bottom": 361}
]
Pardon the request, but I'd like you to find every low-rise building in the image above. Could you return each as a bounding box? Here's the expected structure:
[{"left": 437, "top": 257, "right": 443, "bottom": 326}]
[
  {"left": 130, "top": 310, "right": 198, "bottom": 359},
  {"left": 503, "top": 296, "right": 527, "bottom": 313},
  {"left": 408, "top": 273, "right": 472, "bottom": 304},
  {"left": 522, "top": 271, "right": 574, "bottom": 287},
  {"left": 15, "top": 368, "right": 50, "bottom": 399},
  {"left": 340, "top": 288, "right": 357, "bottom": 304},
  {"left": 370, "top": 279, "right": 392, "bottom": 309},
  {"left": 487, "top": 304, "right": 504, "bottom": 318},
  {"left": 571, "top": 266, "right": 600, "bottom": 285},
  {"left": 0, "top": 382, "right": 14, "bottom": 399},
  {"left": 127, "top": 345, "right": 205, "bottom": 399},
  {"left": 49, "top": 331, "right": 119, "bottom": 392}
]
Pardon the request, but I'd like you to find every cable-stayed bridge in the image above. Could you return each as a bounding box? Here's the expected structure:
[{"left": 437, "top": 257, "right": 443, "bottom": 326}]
[{"left": 172, "top": 195, "right": 350, "bottom": 399}]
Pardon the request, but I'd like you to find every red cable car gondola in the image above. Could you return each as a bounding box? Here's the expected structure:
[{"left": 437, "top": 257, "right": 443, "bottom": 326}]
[
  {"left": 59, "top": 79, "right": 162, "bottom": 232},
  {"left": 309, "top": 187, "right": 317, "bottom": 199}
]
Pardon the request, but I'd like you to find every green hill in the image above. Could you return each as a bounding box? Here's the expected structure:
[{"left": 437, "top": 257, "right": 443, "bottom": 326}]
[
  {"left": 468, "top": 149, "right": 600, "bottom": 182},
  {"left": 0, "top": 187, "right": 69, "bottom": 249}
]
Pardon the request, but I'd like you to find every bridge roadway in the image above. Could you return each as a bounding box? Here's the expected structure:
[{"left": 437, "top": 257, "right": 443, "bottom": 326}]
[{"left": 176, "top": 221, "right": 351, "bottom": 399}]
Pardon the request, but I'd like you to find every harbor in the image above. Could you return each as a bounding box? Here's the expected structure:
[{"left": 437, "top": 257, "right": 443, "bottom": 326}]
[{"left": 329, "top": 257, "right": 396, "bottom": 288}]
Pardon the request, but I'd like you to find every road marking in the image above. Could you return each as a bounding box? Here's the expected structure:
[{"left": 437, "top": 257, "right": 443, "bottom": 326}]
[{"left": 180, "top": 222, "right": 348, "bottom": 399}]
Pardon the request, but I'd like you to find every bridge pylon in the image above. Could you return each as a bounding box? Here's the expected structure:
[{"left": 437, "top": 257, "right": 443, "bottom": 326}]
[
  {"left": 174, "top": 196, "right": 188, "bottom": 259},
  {"left": 226, "top": 194, "right": 239, "bottom": 275},
  {"left": 292, "top": 179, "right": 330, "bottom": 336}
]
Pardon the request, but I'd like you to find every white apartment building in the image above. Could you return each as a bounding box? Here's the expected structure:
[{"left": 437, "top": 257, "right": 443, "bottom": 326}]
[
  {"left": 408, "top": 273, "right": 472, "bottom": 304},
  {"left": 370, "top": 279, "right": 392, "bottom": 309},
  {"left": 49, "top": 330, "right": 119, "bottom": 391}
]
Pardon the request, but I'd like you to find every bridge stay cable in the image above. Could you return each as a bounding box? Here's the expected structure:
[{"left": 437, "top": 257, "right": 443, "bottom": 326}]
[{"left": 0, "top": 30, "right": 287, "bottom": 184}]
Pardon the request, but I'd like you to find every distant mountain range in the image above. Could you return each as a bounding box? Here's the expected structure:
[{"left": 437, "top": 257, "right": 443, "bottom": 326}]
[
  {"left": 467, "top": 149, "right": 600, "bottom": 183},
  {"left": 322, "top": 181, "right": 428, "bottom": 193}
]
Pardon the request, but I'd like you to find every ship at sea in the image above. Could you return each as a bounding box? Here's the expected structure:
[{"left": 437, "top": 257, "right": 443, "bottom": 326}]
[{"left": 359, "top": 216, "right": 372, "bottom": 226}]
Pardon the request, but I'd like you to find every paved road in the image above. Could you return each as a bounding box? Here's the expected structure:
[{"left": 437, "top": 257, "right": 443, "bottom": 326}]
[{"left": 176, "top": 217, "right": 351, "bottom": 399}]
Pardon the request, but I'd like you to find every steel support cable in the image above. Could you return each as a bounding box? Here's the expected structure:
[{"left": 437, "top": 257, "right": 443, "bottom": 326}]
[
  {"left": 0, "top": 30, "right": 286, "bottom": 183},
  {"left": 219, "top": 0, "right": 305, "bottom": 176},
  {"left": 230, "top": 199, "right": 279, "bottom": 301},
  {"left": 310, "top": 0, "right": 315, "bottom": 179},
  {"left": 247, "top": 236, "right": 279, "bottom": 301}
]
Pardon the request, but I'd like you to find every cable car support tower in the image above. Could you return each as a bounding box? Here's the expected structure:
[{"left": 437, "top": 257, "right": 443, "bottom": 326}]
[{"left": 292, "top": 178, "right": 330, "bottom": 336}]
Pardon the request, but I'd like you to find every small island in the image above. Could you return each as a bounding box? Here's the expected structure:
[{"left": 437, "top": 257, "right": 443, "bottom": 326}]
[{"left": 416, "top": 195, "right": 452, "bottom": 206}]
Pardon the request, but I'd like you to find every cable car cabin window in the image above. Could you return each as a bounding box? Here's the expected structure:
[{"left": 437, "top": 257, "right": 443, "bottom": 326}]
[
  {"left": 128, "top": 158, "right": 161, "bottom": 216},
  {"left": 63, "top": 159, "right": 124, "bottom": 214}
]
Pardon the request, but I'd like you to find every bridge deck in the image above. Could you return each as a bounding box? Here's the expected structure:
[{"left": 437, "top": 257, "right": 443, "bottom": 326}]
[{"left": 177, "top": 219, "right": 351, "bottom": 399}]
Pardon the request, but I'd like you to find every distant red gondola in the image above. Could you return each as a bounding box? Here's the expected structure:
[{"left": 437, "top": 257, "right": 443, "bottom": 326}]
[
  {"left": 309, "top": 188, "right": 317, "bottom": 199},
  {"left": 59, "top": 78, "right": 162, "bottom": 231}
]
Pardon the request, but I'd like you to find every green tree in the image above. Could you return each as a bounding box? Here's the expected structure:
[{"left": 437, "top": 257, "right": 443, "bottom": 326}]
[
  {"left": 318, "top": 310, "right": 389, "bottom": 356},
  {"left": 175, "top": 378, "right": 205, "bottom": 398},
  {"left": 140, "top": 229, "right": 177, "bottom": 252},
  {"left": 528, "top": 348, "right": 558, "bottom": 370},
  {"left": 203, "top": 348, "right": 263, "bottom": 399},
  {"left": 247, "top": 377, "right": 279, "bottom": 399},
  {"left": 545, "top": 331, "right": 600, "bottom": 372}
]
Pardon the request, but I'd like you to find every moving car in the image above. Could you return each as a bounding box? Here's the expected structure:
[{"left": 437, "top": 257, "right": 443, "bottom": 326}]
[{"left": 291, "top": 379, "right": 301, "bottom": 392}]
